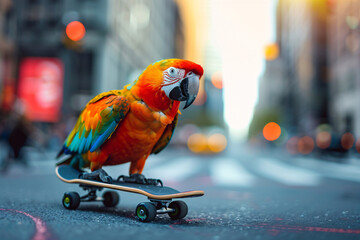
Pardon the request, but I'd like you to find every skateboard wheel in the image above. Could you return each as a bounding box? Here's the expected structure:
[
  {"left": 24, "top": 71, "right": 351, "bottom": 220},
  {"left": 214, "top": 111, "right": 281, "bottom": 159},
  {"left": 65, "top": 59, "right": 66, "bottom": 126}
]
[
  {"left": 62, "top": 192, "right": 80, "bottom": 210},
  {"left": 102, "top": 191, "right": 119, "bottom": 207},
  {"left": 168, "top": 201, "right": 188, "bottom": 220},
  {"left": 136, "top": 202, "right": 156, "bottom": 222}
]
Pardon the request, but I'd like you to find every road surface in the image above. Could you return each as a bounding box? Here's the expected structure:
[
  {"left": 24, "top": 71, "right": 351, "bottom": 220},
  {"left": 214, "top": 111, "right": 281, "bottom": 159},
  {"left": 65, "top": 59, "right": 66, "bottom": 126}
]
[{"left": 1, "top": 146, "right": 360, "bottom": 240}]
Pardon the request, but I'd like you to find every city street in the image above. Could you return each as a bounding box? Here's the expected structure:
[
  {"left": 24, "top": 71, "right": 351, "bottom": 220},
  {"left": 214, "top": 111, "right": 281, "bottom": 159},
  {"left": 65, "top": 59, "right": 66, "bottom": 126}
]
[
  {"left": 1, "top": 147, "right": 360, "bottom": 240},
  {"left": 1, "top": 0, "right": 360, "bottom": 240}
]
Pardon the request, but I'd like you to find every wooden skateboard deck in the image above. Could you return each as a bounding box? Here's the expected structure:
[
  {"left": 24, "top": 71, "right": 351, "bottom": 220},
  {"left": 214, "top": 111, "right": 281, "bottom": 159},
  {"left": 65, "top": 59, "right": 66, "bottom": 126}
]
[{"left": 56, "top": 165, "right": 204, "bottom": 200}]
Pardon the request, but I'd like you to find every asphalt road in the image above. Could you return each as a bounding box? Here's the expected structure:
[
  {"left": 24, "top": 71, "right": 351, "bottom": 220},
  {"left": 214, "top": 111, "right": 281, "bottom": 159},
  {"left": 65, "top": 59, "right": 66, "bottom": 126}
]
[{"left": 1, "top": 147, "right": 360, "bottom": 240}]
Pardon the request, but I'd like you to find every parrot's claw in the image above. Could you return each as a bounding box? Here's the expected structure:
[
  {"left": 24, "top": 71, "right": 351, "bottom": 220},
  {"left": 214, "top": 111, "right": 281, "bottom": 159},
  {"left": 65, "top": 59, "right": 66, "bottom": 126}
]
[
  {"left": 79, "top": 169, "right": 113, "bottom": 183},
  {"left": 117, "top": 174, "right": 163, "bottom": 187}
]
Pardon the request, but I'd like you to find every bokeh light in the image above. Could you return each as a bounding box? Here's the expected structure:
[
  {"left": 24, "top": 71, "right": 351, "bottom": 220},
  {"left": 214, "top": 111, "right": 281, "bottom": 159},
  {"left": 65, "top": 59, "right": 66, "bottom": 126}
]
[
  {"left": 66, "top": 21, "right": 86, "bottom": 41},
  {"left": 298, "top": 136, "right": 314, "bottom": 154},
  {"left": 341, "top": 132, "right": 354, "bottom": 150},
  {"left": 187, "top": 133, "right": 208, "bottom": 153},
  {"left": 264, "top": 43, "right": 279, "bottom": 61},
  {"left": 356, "top": 138, "right": 360, "bottom": 154},
  {"left": 208, "top": 133, "right": 227, "bottom": 153},
  {"left": 263, "top": 122, "right": 281, "bottom": 141},
  {"left": 211, "top": 72, "right": 223, "bottom": 89},
  {"left": 316, "top": 131, "right": 331, "bottom": 149}
]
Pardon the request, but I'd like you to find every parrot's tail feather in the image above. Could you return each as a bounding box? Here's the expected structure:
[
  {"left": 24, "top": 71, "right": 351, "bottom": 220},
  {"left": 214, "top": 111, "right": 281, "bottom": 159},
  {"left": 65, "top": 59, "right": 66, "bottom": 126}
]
[
  {"left": 56, "top": 148, "right": 64, "bottom": 159},
  {"left": 56, "top": 154, "right": 90, "bottom": 172},
  {"left": 56, "top": 155, "right": 73, "bottom": 166}
]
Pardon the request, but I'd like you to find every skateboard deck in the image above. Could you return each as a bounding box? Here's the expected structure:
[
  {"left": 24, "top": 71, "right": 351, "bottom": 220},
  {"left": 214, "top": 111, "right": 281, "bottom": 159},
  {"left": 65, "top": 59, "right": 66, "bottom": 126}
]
[{"left": 56, "top": 165, "right": 204, "bottom": 200}]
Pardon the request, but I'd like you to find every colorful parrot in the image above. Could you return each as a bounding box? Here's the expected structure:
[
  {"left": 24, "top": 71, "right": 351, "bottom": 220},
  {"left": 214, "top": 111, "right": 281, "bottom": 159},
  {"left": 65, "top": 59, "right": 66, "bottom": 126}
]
[{"left": 57, "top": 59, "right": 203, "bottom": 184}]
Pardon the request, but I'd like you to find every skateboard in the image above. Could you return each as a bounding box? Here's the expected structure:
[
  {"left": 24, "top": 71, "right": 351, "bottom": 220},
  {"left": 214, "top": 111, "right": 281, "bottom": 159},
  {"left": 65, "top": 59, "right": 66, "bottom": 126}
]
[{"left": 55, "top": 165, "right": 204, "bottom": 222}]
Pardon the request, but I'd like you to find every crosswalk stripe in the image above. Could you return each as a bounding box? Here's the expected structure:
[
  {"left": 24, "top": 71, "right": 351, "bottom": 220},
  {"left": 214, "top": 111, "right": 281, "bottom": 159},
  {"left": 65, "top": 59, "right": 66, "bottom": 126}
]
[
  {"left": 295, "top": 157, "right": 360, "bottom": 183},
  {"left": 210, "top": 157, "right": 256, "bottom": 187},
  {"left": 143, "top": 157, "right": 203, "bottom": 182},
  {"left": 255, "top": 158, "right": 322, "bottom": 186}
]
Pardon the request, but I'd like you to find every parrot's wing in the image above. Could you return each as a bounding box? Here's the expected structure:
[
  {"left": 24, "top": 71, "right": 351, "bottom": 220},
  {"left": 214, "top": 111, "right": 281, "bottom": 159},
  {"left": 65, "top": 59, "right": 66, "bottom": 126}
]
[
  {"left": 63, "top": 93, "right": 129, "bottom": 154},
  {"left": 151, "top": 114, "right": 179, "bottom": 154}
]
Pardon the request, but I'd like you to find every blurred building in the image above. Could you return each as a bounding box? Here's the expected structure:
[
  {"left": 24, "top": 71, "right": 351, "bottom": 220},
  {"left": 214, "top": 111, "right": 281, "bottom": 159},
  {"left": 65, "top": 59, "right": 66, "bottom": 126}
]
[
  {"left": 0, "top": 0, "right": 16, "bottom": 111},
  {"left": 3, "top": 0, "right": 184, "bottom": 118},
  {"left": 328, "top": 0, "right": 360, "bottom": 137},
  {"left": 277, "top": 0, "right": 329, "bottom": 134},
  {"left": 100, "top": 0, "right": 184, "bottom": 93},
  {"left": 250, "top": 0, "right": 330, "bottom": 139},
  {"left": 249, "top": 57, "right": 286, "bottom": 139}
]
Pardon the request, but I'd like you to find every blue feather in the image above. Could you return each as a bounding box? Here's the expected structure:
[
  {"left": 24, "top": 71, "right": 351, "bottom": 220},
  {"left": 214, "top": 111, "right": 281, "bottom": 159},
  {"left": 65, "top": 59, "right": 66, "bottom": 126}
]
[
  {"left": 84, "top": 130, "right": 93, "bottom": 151},
  {"left": 78, "top": 134, "right": 86, "bottom": 153},
  {"left": 63, "top": 146, "right": 72, "bottom": 154},
  {"left": 90, "top": 121, "right": 117, "bottom": 152},
  {"left": 69, "top": 132, "right": 81, "bottom": 152},
  {"left": 61, "top": 95, "right": 129, "bottom": 155}
]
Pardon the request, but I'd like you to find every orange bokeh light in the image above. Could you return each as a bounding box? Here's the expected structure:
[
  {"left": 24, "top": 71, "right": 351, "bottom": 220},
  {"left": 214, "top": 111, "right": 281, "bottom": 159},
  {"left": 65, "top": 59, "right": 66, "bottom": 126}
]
[
  {"left": 187, "top": 133, "right": 207, "bottom": 153},
  {"left": 356, "top": 138, "right": 360, "bottom": 153},
  {"left": 263, "top": 122, "right": 281, "bottom": 141},
  {"left": 264, "top": 43, "right": 279, "bottom": 61},
  {"left": 316, "top": 131, "right": 331, "bottom": 149},
  {"left": 211, "top": 72, "right": 223, "bottom": 89},
  {"left": 66, "top": 21, "right": 86, "bottom": 41},
  {"left": 208, "top": 133, "right": 227, "bottom": 153},
  {"left": 341, "top": 132, "right": 354, "bottom": 150},
  {"left": 298, "top": 136, "right": 314, "bottom": 154}
]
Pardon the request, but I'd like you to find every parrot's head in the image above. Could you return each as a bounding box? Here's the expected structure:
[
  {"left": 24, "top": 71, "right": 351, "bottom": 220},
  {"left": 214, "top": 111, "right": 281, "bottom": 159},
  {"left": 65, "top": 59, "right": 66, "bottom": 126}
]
[
  {"left": 134, "top": 59, "right": 203, "bottom": 111},
  {"left": 159, "top": 59, "right": 203, "bottom": 109}
]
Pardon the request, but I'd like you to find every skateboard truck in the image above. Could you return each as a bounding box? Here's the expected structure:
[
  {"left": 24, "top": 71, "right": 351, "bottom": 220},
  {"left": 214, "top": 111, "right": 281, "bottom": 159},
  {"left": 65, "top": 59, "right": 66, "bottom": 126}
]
[
  {"left": 79, "top": 184, "right": 103, "bottom": 202},
  {"left": 117, "top": 173, "right": 163, "bottom": 187}
]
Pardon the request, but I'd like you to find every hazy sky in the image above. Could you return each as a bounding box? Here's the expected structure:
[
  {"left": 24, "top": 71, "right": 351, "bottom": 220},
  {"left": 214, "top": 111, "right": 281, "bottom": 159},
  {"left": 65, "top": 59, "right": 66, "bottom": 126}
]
[{"left": 211, "top": 0, "right": 276, "bottom": 140}]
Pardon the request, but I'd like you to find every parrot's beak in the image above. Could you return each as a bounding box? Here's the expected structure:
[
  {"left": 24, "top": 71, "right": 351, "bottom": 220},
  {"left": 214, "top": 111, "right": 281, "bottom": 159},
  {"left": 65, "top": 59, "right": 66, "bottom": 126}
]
[
  {"left": 182, "top": 75, "right": 199, "bottom": 109},
  {"left": 163, "top": 74, "right": 200, "bottom": 110}
]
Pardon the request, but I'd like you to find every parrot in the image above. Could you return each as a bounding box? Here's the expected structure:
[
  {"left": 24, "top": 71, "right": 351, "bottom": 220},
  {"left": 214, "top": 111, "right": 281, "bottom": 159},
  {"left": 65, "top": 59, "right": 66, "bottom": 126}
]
[{"left": 56, "top": 59, "right": 203, "bottom": 184}]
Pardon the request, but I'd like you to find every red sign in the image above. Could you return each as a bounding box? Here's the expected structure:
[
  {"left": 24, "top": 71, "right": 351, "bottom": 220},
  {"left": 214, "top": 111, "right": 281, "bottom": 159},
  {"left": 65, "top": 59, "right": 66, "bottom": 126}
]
[{"left": 18, "top": 58, "right": 64, "bottom": 122}]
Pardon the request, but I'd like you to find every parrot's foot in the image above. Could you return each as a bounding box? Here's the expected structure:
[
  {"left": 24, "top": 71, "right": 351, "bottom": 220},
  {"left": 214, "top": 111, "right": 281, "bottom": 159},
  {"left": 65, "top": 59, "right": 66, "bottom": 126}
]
[
  {"left": 79, "top": 169, "right": 113, "bottom": 183},
  {"left": 117, "top": 174, "right": 163, "bottom": 187}
]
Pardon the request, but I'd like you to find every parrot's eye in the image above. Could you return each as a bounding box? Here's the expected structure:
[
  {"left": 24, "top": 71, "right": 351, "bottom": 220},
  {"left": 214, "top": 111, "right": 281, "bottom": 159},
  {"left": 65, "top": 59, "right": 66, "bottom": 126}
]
[
  {"left": 168, "top": 67, "right": 176, "bottom": 76},
  {"left": 187, "top": 71, "right": 193, "bottom": 76}
]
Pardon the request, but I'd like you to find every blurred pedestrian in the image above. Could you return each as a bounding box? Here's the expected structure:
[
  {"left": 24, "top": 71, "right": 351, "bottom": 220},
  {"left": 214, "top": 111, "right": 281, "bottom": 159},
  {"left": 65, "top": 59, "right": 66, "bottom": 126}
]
[{"left": 0, "top": 99, "right": 33, "bottom": 172}]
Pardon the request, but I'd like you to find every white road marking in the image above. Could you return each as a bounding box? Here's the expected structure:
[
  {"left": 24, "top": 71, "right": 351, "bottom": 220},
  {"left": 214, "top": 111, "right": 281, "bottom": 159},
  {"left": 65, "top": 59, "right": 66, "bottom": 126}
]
[
  {"left": 143, "top": 157, "right": 203, "bottom": 182},
  {"left": 295, "top": 157, "right": 360, "bottom": 183},
  {"left": 82, "top": 154, "right": 170, "bottom": 177},
  {"left": 255, "top": 158, "right": 322, "bottom": 186},
  {"left": 210, "top": 158, "right": 256, "bottom": 187}
]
